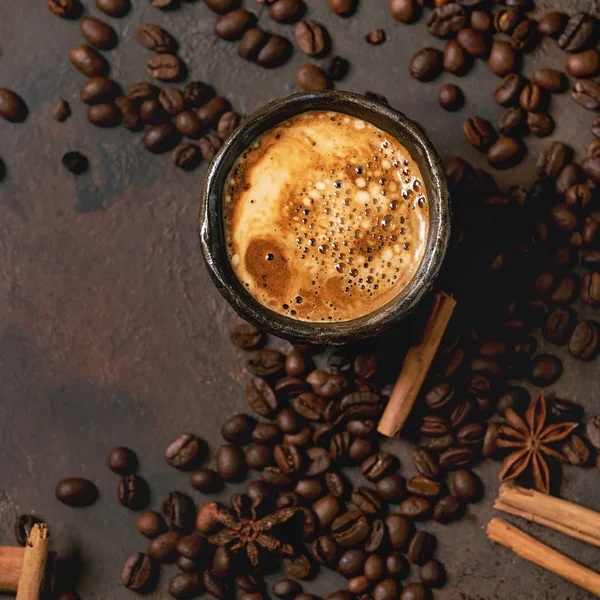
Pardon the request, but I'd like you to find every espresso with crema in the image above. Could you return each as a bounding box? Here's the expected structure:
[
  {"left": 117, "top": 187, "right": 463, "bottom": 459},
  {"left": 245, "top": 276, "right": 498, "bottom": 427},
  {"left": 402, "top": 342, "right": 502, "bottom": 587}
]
[{"left": 222, "top": 110, "right": 429, "bottom": 322}]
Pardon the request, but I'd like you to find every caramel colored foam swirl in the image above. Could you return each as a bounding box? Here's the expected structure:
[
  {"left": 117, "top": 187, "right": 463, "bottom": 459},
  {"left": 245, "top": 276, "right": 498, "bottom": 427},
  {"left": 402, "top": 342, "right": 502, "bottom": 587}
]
[{"left": 223, "top": 110, "right": 429, "bottom": 322}]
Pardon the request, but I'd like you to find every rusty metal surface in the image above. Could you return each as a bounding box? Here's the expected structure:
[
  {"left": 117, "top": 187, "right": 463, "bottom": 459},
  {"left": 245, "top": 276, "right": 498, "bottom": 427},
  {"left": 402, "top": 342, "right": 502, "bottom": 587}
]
[{"left": 0, "top": 0, "right": 599, "bottom": 598}]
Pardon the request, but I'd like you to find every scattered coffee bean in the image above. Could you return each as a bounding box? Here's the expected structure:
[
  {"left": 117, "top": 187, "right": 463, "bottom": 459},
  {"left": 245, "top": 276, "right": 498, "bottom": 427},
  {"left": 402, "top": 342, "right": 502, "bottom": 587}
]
[
  {"left": 257, "top": 34, "right": 290, "bottom": 68},
  {"left": 294, "top": 20, "right": 326, "bottom": 56},
  {"left": 337, "top": 549, "right": 367, "bottom": 577},
  {"left": 486, "top": 136, "right": 523, "bottom": 169},
  {"left": 283, "top": 554, "right": 313, "bottom": 579},
  {"left": 147, "top": 54, "right": 181, "bottom": 81},
  {"left": 331, "top": 511, "right": 370, "bottom": 546},
  {"left": 498, "top": 107, "right": 525, "bottom": 136},
  {"left": 385, "top": 513, "right": 413, "bottom": 550},
  {"left": 538, "top": 11, "right": 568, "bottom": 38},
  {"left": 572, "top": 79, "right": 600, "bottom": 110},
  {"left": 463, "top": 116, "right": 494, "bottom": 150},
  {"left": 361, "top": 452, "right": 398, "bottom": 482},
  {"left": 488, "top": 41, "right": 515, "bottom": 77},
  {"left": 165, "top": 434, "right": 203, "bottom": 469},
  {"left": 121, "top": 552, "right": 156, "bottom": 592},
  {"left": 376, "top": 474, "right": 405, "bottom": 503},
  {"left": 296, "top": 64, "right": 329, "bottom": 91},
  {"left": 246, "top": 376, "right": 278, "bottom": 416},
  {"left": 529, "top": 354, "right": 562, "bottom": 386},
  {"left": 81, "top": 17, "right": 116, "bottom": 50},
  {"left": 457, "top": 28, "right": 487, "bottom": 58},
  {"left": 439, "top": 447, "right": 474, "bottom": 469},
  {"left": 569, "top": 320, "right": 599, "bottom": 360},
  {"left": 172, "top": 143, "right": 201, "bottom": 171},
  {"left": 443, "top": 39, "right": 470, "bottom": 75},
  {"left": 347, "top": 576, "right": 369, "bottom": 595},
  {"left": 427, "top": 4, "right": 467, "bottom": 38},
  {"left": 53, "top": 99, "right": 71, "bottom": 122},
  {"left": 351, "top": 486, "right": 383, "bottom": 514},
  {"left": 585, "top": 416, "right": 600, "bottom": 450},
  {"left": 400, "top": 582, "right": 430, "bottom": 600},
  {"left": 108, "top": 446, "right": 137, "bottom": 475},
  {"left": 420, "top": 559, "right": 446, "bottom": 587},
  {"left": 390, "top": 0, "right": 417, "bottom": 24},
  {"left": 581, "top": 272, "right": 600, "bottom": 306},
  {"left": 197, "top": 96, "right": 231, "bottom": 128},
  {"left": 329, "top": 0, "right": 355, "bottom": 17},
  {"left": 408, "top": 531, "right": 436, "bottom": 565},
  {"left": 203, "top": 569, "right": 231, "bottom": 599},
  {"left": 562, "top": 435, "right": 590, "bottom": 466},
  {"left": 118, "top": 475, "right": 148, "bottom": 510},
  {"left": 273, "top": 579, "right": 303, "bottom": 600},
  {"left": 520, "top": 84, "right": 544, "bottom": 112},
  {"left": 449, "top": 469, "right": 481, "bottom": 502},
  {"left": 558, "top": 13, "right": 597, "bottom": 53},
  {"left": 270, "top": 0, "right": 303, "bottom": 24},
  {"left": 493, "top": 73, "right": 524, "bottom": 107},
  {"left": 14, "top": 515, "right": 43, "bottom": 547},
  {"left": 399, "top": 496, "right": 432, "bottom": 520},
  {"left": 80, "top": 77, "right": 120, "bottom": 105},
  {"left": 69, "top": 44, "right": 108, "bottom": 77},
  {"left": 409, "top": 48, "right": 443, "bottom": 81},
  {"left": 173, "top": 110, "right": 202, "bottom": 138},
  {"left": 527, "top": 112, "right": 554, "bottom": 137},
  {"left": 47, "top": 0, "right": 75, "bottom": 18},
  {"left": 216, "top": 444, "right": 246, "bottom": 481},
  {"left": 511, "top": 19, "right": 538, "bottom": 52},
  {"left": 532, "top": 68, "right": 563, "bottom": 92},
  {"left": 148, "top": 530, "right": 181, "bottom": 563},
  {"left": 137, "top": 510, "right": 165, "bottom": 538},
  {"left": 215, "top": 9, "right": 254, "bottom": 40},
  {"left": 494, "top": 9, "right": 521, "bottom": 35},
  {"left": 406, "top": 476, "right": 441, "bottom": 498},
  {"left": 96, "top": 0, "right": 129, "bottom": 17},
  {"left": 433, "top": 495, "right": 464, "bottom": 522},
  {"left": 438, "top": 84, "right": 463, "bottom": 111},
  {"left": 366, "top": 29, "right": 386, "bottom": 45},
  {"left": 169, "top": 572, "right": 203, "bottom": 600},
  {"left": 204, "top": 0, "right": 239, "bottom": 14},
  {"left": 55, "top": 477, "right": 98, "bottom": 507},
  {"left": 62, "top": 151, "right": 89, "bottom": 175}
]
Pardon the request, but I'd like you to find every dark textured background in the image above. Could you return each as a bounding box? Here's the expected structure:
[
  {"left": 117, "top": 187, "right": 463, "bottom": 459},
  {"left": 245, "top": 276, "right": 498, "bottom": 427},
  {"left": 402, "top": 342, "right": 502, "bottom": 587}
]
[{"left": 1, "top": 0, "right": 599, "bottom": 598}]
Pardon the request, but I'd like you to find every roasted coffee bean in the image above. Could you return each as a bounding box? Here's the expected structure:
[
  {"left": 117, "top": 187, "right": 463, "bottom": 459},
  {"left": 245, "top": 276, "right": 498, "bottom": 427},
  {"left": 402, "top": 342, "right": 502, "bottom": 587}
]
[
  {"left": 277, "top": 408, "right": 300, "bottom": 434},
  {"left": 312, "top": 495, "right": 342, "bottom": 528},
  {"left": 140, "top": 99, "right": 168, "bottom": 125},
  {"left": 212, "top": 545, "right": 232, "bottom": 578},
  {"left": 494, "top": 9, "right": 521, "bottom": 35},
  {"left": 562, "top": 435, "right": 590, "bottom": 466},
  {"left": 471, "top": 10, "right": 492, "bottom": 33},
  {"left": 235, "top": 575, "right": 264, "bottom": 594},
  {"left": 163, "top": 491, "right": 195, "bottom": 532},
  {"left": 373, "top": 579, "right": 400, "bottom": 600},
  {"left": 283, "top": 554, "right": 313, "bottom": 579},
  {"left": 273, "top": 579, "right": 302, "bottom": 600},
  {"left": 420, "top": 414, "right": 451, "bottom": 436},
  {"left": 168, "top": 572, "right": 203, "bottom": 600},
  {"left": 427, "top": 4, "right": 467, "bottom": 38},
  {"left": 69, "top": 45, "right": 108, "bottom": 77},
  {"left": 137, "top": 24, "right": 174, "bottom": 53},
  {"left": 543, "top": 307, "right": 576, "bottom": 344},
  {"left": 121, "top": 553, "right": 156, "bottom": 592},
  {"left": 569, "top": 320, "right": 600, "bottom": 359},
  {"left": 438, "top": 84, "right": 463, "bottom": 111},
  {"left": 247, "top": 349, "right": 284, "bottom": 377},
  {"left": 252, "top": 423, "right": 281, "bottom": 446},
  {"left": 113, "top": 96, "right": 139, "bottom": 130},
  {"left": 347, "top": 576, "right": 369, "bottom": 595},
  {"left": 409, "top": 48, "right": 443, "bottom": 81},
  {"left": 61, "top": 151, "right": 88, "bottom": 175},
  {"left": 203, "top": 569, "right": 231, "bottom": 599},
  {"left": 419, "top": 559, "right": 446, "bottom": 587},
  {"left": 498, "top": 107, "right": 525, "bottom": 136},
  {"left": 246, "top": 377, "right": 278, "bottom": 417},
  {"left": 199, "top": 133, "right": 222, "bottom": 160},
  {"left": 53, "top": 99, "right": 71, "bottom": 122},
  {"left": 215, "top": 9, "right": 254, "bottom": 40},
  {"left": 148, "top": 531, "right": 181, "bottom": 563},
  {"left": 531, "top": 69, "right": 563, "bottom": 94},
  {"left": 493, "top": 73, "right": 524, "bottom": 107},
  {"left": 270, "top": 0, "right": 303, "bottom": 23},
  {"left": 539, "top": 11, "right": 567, "bottom": 38},
  {"left": 221, "top": 414, "right": 255, "bottom": 444},
  {"left": 96, "top": 0, "right": 128, "bottom": 16},
  {"left": 457, "top": 28, "right": 487, "bottom": 58},
  {"left": 400, "top": 582, "right": 430, "bottom": 600},
  {"left": 351, "top": 487, "right": 383, "bottom": 514},
  {"left": 581, "top": 272, "right": 600, "bottom": 306},
  {"left": 349, "top": 438, "right": 375, "bottom": 463},
  {"left": 399, "top": 496, "right": 432, "bottom": 520},
  {"left": 566, "top": 183, "right": 593, "bottom": 209},
  {"left": 496, "top": 388, "right": 529, "bottom": 415},
  {"left": 173, "top": 555, "right": 200, "bottom": 572},
  {"left": 583, "top": 250, "right": 600, "bottom": 265},
  {"left": 488, "top": 41, "right": 515, "bottom": 77},
  {"left": 129, "top": 82, "right": 159, "bottom": 103},
  {"left": 449, "top": 469, "right": 481, "bottom": 502},
  {"left": 143, "top": 124, "right": 180, "bottom": 153},
  {"left": 295, "top": 478, "right": 323, "bottom": 500},
  {"left": 583, "top": 156, "right": 600, "bottom": 183},
  {"left": 406, "top": 476, "right": 441, "bottom": 498},
  {"left": 136, "top": 511, "right": 165, "bottom": 539},
  {"left": 197, "top": 96, "right": 230, "bottom": 128},
  {"left": 331, "top": 511, "right": 370, "bottom": 547},
  {"left": 118, "top": 475, "right": 148, "bottom": 510},
  {"left": 81, "top": 17, "right": 116, "bottom": 50},
  {"left": 294, "top": 20, "right": 326, "bottom": 56},
  {"left": 276, "top": 491, "right": 301, "bottom": 509},
  {"left": 466, "top": 373, "right": 492, "bottom": 397},
  {"left": 274, "top": 443, "right": 303, "bottom": 474},
  {"left": 339, "top": 392, "right": 381, "bottom": 420},
  {"left": 330, "top": 432, "right": 351, "bottom": 462},
  {"left": 245, "top": 444, "right": 273, "bottom": 470},
  {"left": 364, "top": 518, "right": 387, "bottom": 553},
  {"left": 346, "top": 420, "right": 376, "bottom": 437},
  {"left": 296, "top": 64, "right": 329, "bottom": 91},
  {"left": 376, "top": 474, "right": 405, "bottom": 503},
  {"left": 385, "top": 514, "right": 413, "bottom": 550},
  {"left": 390, "top": 0, "right": 417, "bottom": 24},
  {"left": 408, "top": 531, "right": 436, "bottom": 565},
  {"left": 293, "top": 392, "right": 326, "bottom": 421},
  {"left": 439, "top": 447, "right": 474, "bottom": 469},
  {"left": 511, "top": 19, "right": 538, "bottom": 52},
  {"left": 556, "top": 162, "right": 584, "bottom": 195},
  {"left": 217, "top": 111, "right": 241, "bottom": 141},
  {"left": 463, "top": 116, "right": 494, "bottom": 150},
  {"left": 443, "top": 39, "right": 470, "bottom": 75},
  {"left": 312, "top": 535, "right": 339, "bottom": 567},
  {"left": 238, "top": 23, "right": 267, "bottom": 58},
  {"left": 14, "top": 515, "right": 43, "bottom": 547},
  {"left": 149, "top": 0, "right": 176, "bottom": 7},
  {"left": 330, "top": 0, "right": 355, "bottom": 16},
  {"left": 165, "top": 434, "right": 203, "bottom": 470},
  {"left": 567, "top": 49, "right": 600, "bottom": 78},
  {"left": 325, "top": 55, "right": 349, "bottom": 81},
  {"left": 354, "top": 353, "right": 378, "bottom": 379},
  {"left": 147, "top": 54, "right": 181, "bottom": 81},
  {"left": 586, "top": 416, "right": 600, "bottom": 450},
  {"left": 529, "top": 354, "right": 562, "bottom": 386},
  {"left": 572, "top": 79, "right": 600, "bottom": 110},
  {"left": 47, "top": 0, "right": 74, "bottom": 17},
  {"left": 216, "top": 444, "right": 246, "bottom": 481},
  {"left": 173, "top": 111, "right": 203, "bottom": 138},
  {"left": 433, "top": 495, "right": 464, "bottom": 522},
  {"left": 337, "top": 549, "right": 367, "bottom": 577},
  {"left": 386, "top": 552, "right": 410, "bottom": 578},
  {"left": 55, "top": 477, "right": 98, "bottom": 507},
  {"left": 457, "top": 423, "right": 485, "bottom": 446},
  {"left": 413, "top": 448, "right": 440, "bottom": 479},
  {"left": 305, "top": 446, "right": 331, "bottom": 476},
  {"left": 559, "top": 13, "right": 597, "bottom": 53},
  {"left": 361, "top": 452, "right": 398, "bottom": 482},
  {"left": 548, "top": 398, "right": 582, "bottom": 423},
  {"left": 284, "top": 426, "right": 313, "bottom": 448},
  {"left": 245, "top": 480, "right": 271, "bottom": 508},
  {"left": 425, "top": 381, "right": 454, "bottom": 410},
  {"left": 487, "top": 136, "right": 523, "bottom": 169},
  {"left": 325, "top": 471, "right": 346, "bottom": 498},
  {"left": 183, "top": 81, "right": 213, "bottom": 109},
  {"left": 364, "top": 554, "right": 386, "bottom": 582},
  {"left": 256, "top": 34, "right": 289, "bottom": 67},
  {"left": 204, "top": 0, "right": 239, "bottom": 14},
  {"left": 520, "top": 84, "right": 544, "bottom": 112}
]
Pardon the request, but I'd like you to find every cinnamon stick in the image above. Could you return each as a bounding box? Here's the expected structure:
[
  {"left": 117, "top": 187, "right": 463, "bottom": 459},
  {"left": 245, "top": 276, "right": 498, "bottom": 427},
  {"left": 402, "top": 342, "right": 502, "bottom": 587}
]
[
  {"left": 0, "top": 546, "right": 25, "bottom": 593},
  {"left": 16, "top": 524, "right": 49, "bottom": 600},
  {"left": 377, "top": 291, "right": 456, "bottom": 438},
  {"left": 487, "top": 517, "right": 600, "bottom": 596},
  {"left": 495, "top": 483, "right": 600, "bottom": 548}
]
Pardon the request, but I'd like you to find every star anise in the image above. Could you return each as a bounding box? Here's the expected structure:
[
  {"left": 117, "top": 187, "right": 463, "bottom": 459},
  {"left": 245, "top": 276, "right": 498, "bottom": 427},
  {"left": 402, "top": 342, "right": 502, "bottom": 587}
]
[
  {"left": 206, "top": 494, "right": 298, "bottom": 569},
  {"left": 497, "top": 392, "right": 578, "bottom": 494}
]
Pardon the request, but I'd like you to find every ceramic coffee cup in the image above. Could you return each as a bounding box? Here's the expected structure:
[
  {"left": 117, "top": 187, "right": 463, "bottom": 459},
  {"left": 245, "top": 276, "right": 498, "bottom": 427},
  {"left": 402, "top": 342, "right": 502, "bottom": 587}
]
[{"left": 199, "top": 90, "right": 450, "bottom": 345}]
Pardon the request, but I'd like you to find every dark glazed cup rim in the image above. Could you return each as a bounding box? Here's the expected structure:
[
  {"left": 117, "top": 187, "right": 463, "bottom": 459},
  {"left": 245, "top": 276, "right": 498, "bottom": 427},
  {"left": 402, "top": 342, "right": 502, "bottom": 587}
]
[{"left": 199, "top": 90, "right": 450, "bottom": 345}]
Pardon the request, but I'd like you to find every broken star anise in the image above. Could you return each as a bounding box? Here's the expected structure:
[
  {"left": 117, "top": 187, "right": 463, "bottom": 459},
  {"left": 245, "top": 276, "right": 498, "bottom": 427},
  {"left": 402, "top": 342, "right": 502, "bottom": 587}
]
[
  {"left": 497, "top": 392, "right": 578, "bottom": 494},
  {"left": 204, "top": 494, "right": 298, "bottom": 569}
]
